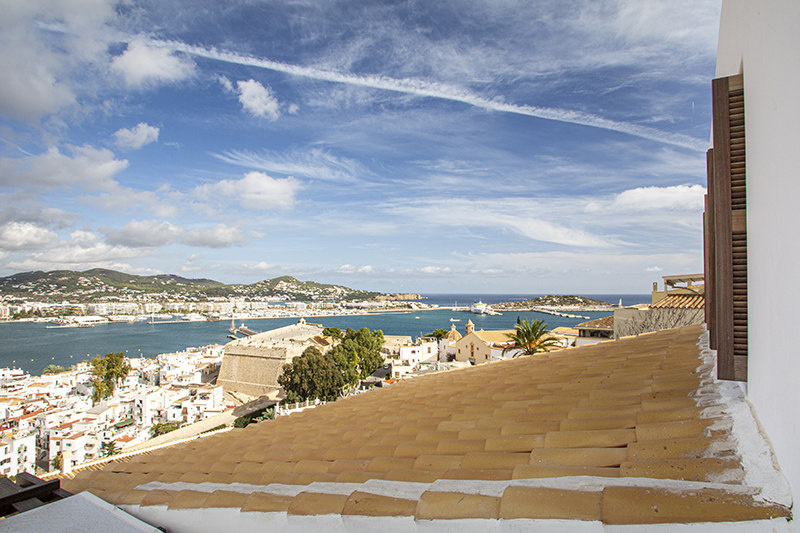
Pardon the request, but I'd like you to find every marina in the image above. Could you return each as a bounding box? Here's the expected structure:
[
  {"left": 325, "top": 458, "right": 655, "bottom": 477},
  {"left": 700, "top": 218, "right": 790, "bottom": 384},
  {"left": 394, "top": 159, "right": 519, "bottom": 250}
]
[{"left": 0, "top": 294, "right": 649, "bottom": 376}]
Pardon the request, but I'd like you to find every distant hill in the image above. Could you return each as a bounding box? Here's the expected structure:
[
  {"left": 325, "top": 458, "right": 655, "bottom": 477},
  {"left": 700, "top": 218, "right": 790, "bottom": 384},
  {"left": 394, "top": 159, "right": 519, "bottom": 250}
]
[
  {"left": 497, "top": 295, "right": 612, "bottom": 308},
  {"left": 0, "top": 269, "right": 382, "bottom": 302}
]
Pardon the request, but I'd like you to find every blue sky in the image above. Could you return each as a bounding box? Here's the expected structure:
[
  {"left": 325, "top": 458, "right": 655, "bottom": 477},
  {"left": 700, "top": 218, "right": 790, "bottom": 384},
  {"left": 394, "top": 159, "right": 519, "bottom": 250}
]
[{"left": 0, "top": 0, "right": 720, "bottom": 294}]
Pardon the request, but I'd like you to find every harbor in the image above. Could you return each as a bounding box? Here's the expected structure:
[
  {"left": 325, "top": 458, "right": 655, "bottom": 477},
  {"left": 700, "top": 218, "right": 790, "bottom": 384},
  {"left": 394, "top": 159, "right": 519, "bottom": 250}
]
[{"left": 0, "top": 303, "right": 638, "bottom": 376}]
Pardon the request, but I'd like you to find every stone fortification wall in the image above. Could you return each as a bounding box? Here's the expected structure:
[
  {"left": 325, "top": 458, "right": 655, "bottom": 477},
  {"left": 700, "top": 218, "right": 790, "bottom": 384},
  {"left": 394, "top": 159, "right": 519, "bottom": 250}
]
[{"left": 218, "top": 345, "right": 304, "bottom": 397}]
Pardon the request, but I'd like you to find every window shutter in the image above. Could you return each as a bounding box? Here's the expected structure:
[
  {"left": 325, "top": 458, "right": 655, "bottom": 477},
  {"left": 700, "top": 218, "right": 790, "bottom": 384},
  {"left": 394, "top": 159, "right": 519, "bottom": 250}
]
[{"left": 705, "top": 73, "right": 747, "bottom": 381}]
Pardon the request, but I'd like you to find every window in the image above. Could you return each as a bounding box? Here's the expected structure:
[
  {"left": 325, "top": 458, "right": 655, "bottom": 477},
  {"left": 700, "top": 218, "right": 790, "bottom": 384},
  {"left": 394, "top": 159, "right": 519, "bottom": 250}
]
[{"left": 705, "top": 73, "right": 747, "bottom": 381}]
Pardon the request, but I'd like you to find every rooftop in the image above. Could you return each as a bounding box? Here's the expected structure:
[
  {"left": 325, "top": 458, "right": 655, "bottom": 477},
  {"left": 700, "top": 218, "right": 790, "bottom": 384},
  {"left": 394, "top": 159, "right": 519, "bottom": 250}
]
[
  {"left": 226, "top": 320, "right": 325, "bottom": 348},
  {"left": 651, "top": 294, "right": 706, "bottom": 310},
  {"left": 576, "top": 315, "right": 615, "bottom": 330},
  {"left": 60, "top": 325, "right": 791, "bottom": 528},
  {"left": 472, "top": 329, "right": 515, "bottom": 344}
]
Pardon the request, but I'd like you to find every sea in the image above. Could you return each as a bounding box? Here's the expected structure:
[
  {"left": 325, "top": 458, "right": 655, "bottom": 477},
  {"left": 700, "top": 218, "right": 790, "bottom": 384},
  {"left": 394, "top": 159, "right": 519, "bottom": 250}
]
[{"left": 0, "top": 293, "right": 649, "bottom": 376}]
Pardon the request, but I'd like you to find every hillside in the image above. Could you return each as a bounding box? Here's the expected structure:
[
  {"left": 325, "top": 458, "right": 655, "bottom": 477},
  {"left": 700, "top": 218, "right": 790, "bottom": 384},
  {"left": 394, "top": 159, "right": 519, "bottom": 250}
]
[
  {"left": 496, "top": 295, "right": 613, "bottom": 308},
  {"left": 0, "top": 270, "right": 381, "bottom": 302}
]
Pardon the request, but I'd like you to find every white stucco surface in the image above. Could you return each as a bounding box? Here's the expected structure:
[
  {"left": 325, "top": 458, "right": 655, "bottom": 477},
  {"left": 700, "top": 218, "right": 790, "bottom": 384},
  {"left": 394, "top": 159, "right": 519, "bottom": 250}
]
[
  {"left": 121, "top": 504, "right": 795, "bottom": 533},
  {"left": 714, "top": 0, "right": 800, "bottom": 505},
  {"left": 0, "top": 492, "right": 160, "bottom": 533}
]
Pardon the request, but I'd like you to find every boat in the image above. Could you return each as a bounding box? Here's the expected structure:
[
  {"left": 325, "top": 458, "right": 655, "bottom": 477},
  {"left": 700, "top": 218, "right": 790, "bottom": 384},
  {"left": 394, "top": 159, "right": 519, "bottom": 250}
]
[
  {"left": 450, "top": 318, "right": 460, "bottom": 322},
  {"left": 470, "top": 300, "right": 488, "bottom": 314},
  {"left": 181, "top": 313, "right": 207, "bottom": 322}
]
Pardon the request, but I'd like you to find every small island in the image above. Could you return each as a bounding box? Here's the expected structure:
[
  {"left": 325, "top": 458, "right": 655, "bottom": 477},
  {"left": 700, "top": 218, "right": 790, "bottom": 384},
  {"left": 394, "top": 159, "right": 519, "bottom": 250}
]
[{"left": 494, "top": 295, "right": 614, "bottom": 311}]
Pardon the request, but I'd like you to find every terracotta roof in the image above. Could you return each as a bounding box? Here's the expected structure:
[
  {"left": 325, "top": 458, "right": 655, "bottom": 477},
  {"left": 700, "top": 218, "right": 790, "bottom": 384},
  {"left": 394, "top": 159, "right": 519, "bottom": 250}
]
[
  {"left": 652, "top": 294, "right": 705, "bottom": 309},
  {"left": 61, "top": 325, "right": 790, "bottom": 526},
  {"left": 576, "top": 315, "right": 614, "bottom": 330}
]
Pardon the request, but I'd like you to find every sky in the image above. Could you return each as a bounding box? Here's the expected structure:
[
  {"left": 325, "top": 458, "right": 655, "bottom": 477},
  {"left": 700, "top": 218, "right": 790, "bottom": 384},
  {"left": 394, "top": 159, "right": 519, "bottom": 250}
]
[{"left": 0, "top": 0, "right": 722, "bottom": 294}]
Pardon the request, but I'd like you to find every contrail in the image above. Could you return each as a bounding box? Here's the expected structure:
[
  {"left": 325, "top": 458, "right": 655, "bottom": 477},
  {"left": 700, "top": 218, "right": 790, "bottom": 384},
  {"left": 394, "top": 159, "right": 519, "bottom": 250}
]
[{"left": 158, "top": 40, "right": 707, "bottom": 152}]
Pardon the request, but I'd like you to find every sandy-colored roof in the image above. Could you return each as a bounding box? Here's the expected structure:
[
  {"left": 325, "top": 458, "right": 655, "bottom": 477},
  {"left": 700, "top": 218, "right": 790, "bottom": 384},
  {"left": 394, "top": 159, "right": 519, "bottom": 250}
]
[
  {"left": 652, "top": 294, "right": 705, "bottom": 309},
  {"left": 61, "top": 325, "right": 790, "bottom": 525},
  {"left": 576, "top": 315, "right": 614, "bottom": 330},
  {"left": 473, "top": 329, "right": 515, "bottom": 344},
  {"left": 443, "top": 324, "right": 462, "bottom": 341}
]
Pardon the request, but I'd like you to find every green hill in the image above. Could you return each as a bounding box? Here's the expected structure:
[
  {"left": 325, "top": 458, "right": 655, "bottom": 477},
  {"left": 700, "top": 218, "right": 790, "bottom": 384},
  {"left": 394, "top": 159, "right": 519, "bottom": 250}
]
[{"left": 0, "top": 269, "right": 381, "bottom": 302}]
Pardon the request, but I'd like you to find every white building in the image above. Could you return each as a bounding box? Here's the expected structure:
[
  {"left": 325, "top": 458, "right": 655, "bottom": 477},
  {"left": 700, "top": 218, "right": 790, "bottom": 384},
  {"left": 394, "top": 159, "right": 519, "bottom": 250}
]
[
  {"left": 0, "top": 430, "right": 36, "bottom": 477},
  {"left": 398, "top": 338, "right": 438, "bottom": 367},
  {"left": 437, "top": 324, "right": 462, "bottom": 362},
  {"left": 705, "top": 0, "right": 800, "bottom": 504}
]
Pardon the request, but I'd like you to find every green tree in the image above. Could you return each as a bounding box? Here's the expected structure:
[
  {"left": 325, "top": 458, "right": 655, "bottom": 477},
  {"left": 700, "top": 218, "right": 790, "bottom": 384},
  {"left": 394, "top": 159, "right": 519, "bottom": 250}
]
[
  {"left": 52, "top": 452, "right": 63, "bottom": 471},
  {"left": 150, "top": 422, "right": 180, "bottom": 439},
  {"left": 43, "top": 365, "right": 68, "bottom": 375},
  {"left": 90, "top": 352, "right": 130, "bottom": 403},
  {"left": 329, "top": 341, "right": 360, "bottom": 386},
  {"left": 331, "top": 327, "right": 385, "bottom": 380},
  {"left": 104, "top": 440, "right": 119, "bottom": 457},
  {"left": 278, "top": 346, "right": 345, "bottom": 402},
  {"left": 425, "top": 328, "right": 448, "bottom": 340},
  {"left": 322, "top": 327, "right": 343, "bottom": 339},
  {"left": 503, "top": 317, "right": 559, "bottom": 357}
]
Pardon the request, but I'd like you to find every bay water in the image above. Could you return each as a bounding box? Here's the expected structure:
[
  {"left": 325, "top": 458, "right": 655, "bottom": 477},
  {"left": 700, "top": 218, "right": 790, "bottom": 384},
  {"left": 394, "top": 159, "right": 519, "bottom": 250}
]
[{"left": 0, "top": 293, "right": 649, "bottom": 375}]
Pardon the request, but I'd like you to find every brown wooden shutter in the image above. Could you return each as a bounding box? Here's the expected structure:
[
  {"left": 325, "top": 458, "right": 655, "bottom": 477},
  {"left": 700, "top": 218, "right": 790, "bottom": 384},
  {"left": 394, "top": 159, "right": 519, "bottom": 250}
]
[{"left": 705, "top": 73, "right": 747, "bottom": 381}]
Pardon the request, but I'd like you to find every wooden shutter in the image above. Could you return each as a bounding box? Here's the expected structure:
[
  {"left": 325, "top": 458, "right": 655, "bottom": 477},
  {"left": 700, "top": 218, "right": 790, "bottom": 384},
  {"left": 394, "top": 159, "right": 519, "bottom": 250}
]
[{"left": 705, "top": 73, "right": 747, "bottom": 381}]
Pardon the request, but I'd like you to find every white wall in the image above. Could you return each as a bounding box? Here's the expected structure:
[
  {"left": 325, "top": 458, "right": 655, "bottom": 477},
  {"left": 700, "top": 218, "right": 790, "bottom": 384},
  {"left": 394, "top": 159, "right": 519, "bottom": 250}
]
[{"left": 715, "top": 0, "right": 800, "bottom": 503}]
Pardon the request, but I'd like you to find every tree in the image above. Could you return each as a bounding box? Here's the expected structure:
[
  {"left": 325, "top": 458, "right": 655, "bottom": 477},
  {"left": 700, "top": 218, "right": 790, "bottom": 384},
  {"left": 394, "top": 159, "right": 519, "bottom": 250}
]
[
  {"left": 323, "top": 327, "right": 343, "bottom": 339},
  {"left": 90, "top": 352, "right": 130, "bottom": 404},
  {"left": 104, "top": 440, "right": 119, "bottom": 457},
  {"left": 52, "top": 452, "right": 63, "bottom": 471},
  {"left": 425, "top": 329, "right": 448, "bottom": 340},
  {"left": 150, "top": 422, "right": 180, "bottom": 439},
  {"left": 278, "top": 346, "right": 345, "bottom": 402},
  {"left": 503, "top": 317, "right": 559, "bottom": 357},
  {"left": 330, "top": 341, "right": 360, "bottom": 386},
  {"left": 43, "top": 365, "right": 68, "bottom": 375}
]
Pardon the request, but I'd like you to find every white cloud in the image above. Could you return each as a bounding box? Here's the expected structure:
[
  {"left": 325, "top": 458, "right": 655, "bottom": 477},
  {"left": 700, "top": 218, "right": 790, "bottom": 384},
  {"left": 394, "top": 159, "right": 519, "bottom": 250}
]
[
  {"left": 101, "top": 220, "right": 245, "bottom": 248},
  {"left": 0, "top": 145, "right": 128, "bottom": 190},
  {"left": 183, "top": 224, "right": 246, "bottom": 248},
  {"left": 84, "top": 184, "right": 179, "bottom": 218},
  {"left": 113, "top": 123, "right": 160, "bottom": 150},
  {"left": 111, "top": 39, "right": 195, "bottom": 88},
  {"left": 102, "top": 220, "right": 182, "bottom": 248},
  {"left": 194, "top": 171, "right": 301, "bottom": 210},
  {"left": 390, "top": 198, "right": 615, "bottom": 248},
  {"left": 0, "top": 205, "right": 80, "bottom": 229},
  {"left": 241, "top": 261, "right": 276, "bottom": 272},
  {"left": 336, "top": 264, "right": 374, "bottom": 274},
  {"left": 645, "top": 266, "right": 664, "bottom": 272},
  {"left": 212, "top": 148, "right": 363, "bottom": 182},
  {"left": 602, "top": 184, "right": 706, "bottom": 212},
  {"left": 216, "top": 75, "right": 234, "bottom": 93},
  {"left": 418, "top": 266, "right": 453, "bottom": 274},
  {"left": 165, "top": 40, "right": 708, "bottom": 151},
  {"left": 4, "top": 229, "right": 149, "bottom": 272},
  {"left": 0, "top": 222, "right": 58, "bottom": 251},
  {"left": 180, "top": 253, "right": 204, "bottom": 273},
  {"left": 236, "top": 79, "right": 281, "bottom": 121},
  {"left": 0, "top": 0, "right": 118, "bottom": 120}
]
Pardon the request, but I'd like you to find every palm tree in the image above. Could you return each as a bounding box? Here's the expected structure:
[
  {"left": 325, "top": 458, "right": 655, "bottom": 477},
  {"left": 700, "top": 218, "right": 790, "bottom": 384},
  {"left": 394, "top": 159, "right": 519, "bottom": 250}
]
[{"left": 503, "top": 317, "right": 559, "bottom": 357}]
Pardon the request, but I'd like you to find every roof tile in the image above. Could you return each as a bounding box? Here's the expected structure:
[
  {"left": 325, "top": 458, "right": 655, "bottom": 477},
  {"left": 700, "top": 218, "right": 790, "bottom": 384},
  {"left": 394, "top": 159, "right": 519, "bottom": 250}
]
[
  {"left": 500, "top": 486, "right": 602, "bottom": 520},
  {"left": 59, "top": 325, "right": 791, "bottom": 526}
]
